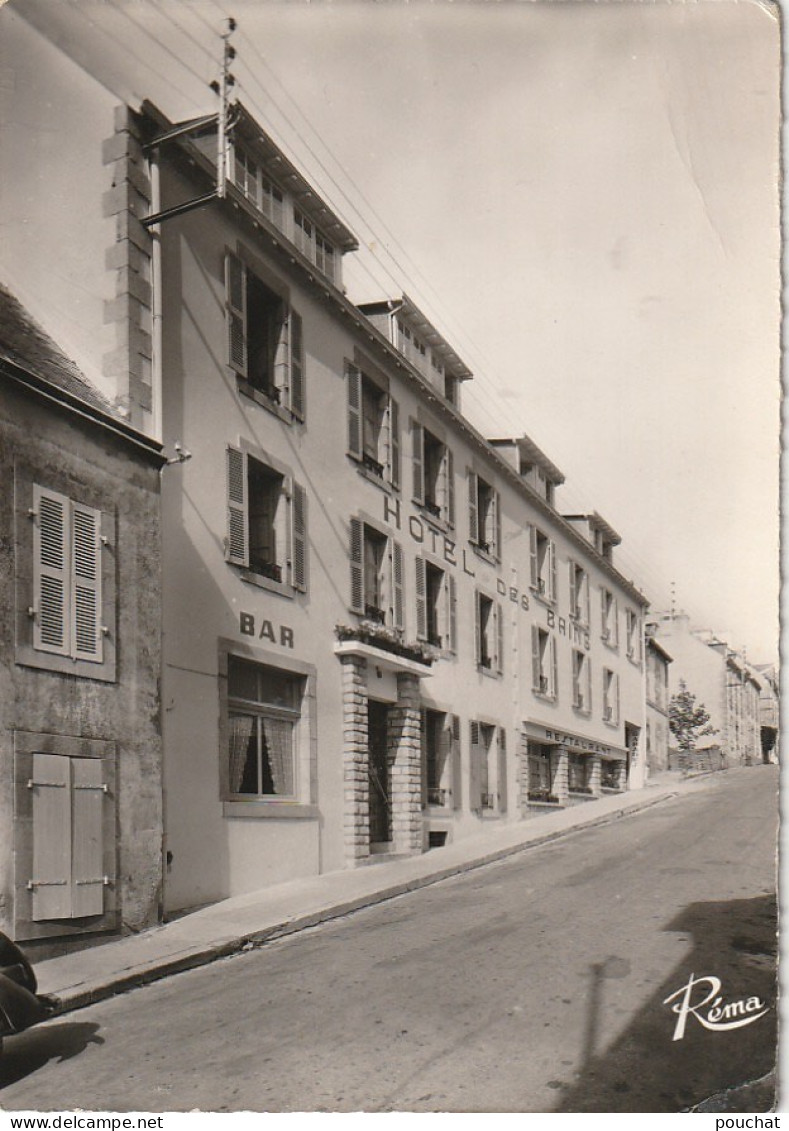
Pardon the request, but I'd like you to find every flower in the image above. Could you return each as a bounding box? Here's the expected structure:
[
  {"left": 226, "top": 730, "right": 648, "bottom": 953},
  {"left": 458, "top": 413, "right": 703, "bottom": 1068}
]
[{"left": 335, "top": 622, "right": 435, "bottom": 665}]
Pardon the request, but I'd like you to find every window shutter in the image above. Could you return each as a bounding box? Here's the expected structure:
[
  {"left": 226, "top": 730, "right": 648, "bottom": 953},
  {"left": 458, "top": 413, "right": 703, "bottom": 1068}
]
[
  {"left": 584, "top": 574, "right": 591, "bottom": 626},
  {"left": 33, "top": 486, "right": 70, "bottom": 656},
  {"left": 71, "top": 503, "right": 102, "bottom": 662},
  {"left": 497, "top": 728, "right": 508, "bottom": 813},
  {"left": 473, "top": 591, "right": 481, "bottom": 667},
  {"left": 493, "top": 490, "right": 502, "bottom": 561},
  {"left": 572, "top": 653, "right": 581, "bottom": 706},
  {"left": 529, "top": 526, "right": 538, "bottom": 588},
  {"left": 495, "top": 601, "right": 504, "bottom": 674},
  {"left": 531, "top": 625, "right": 541, "bottom": 691},
  {"left": 415, "top": 555, "right": 427, "bottom": 640},
  {"left": 468, "top": 470, "right": 478, "bottom": 544},
  {"left": 31, "top": 753, "right": 72, "bottom": 920},
  {"left": 451, "top": 714, "right": 462, "bottom": 810},
  {"left": 225, "top": 252, "right": 247, "bottom": 376},
  {"left": 349, "top": 517, "right": 364, "bottom": 613},
  {"left": 444, "top": 447, "right": 455, "bottom": 527},
  {"left": 347, "top": 365, "right": 363, "bottom": 459},
  {"left": 446, "top": 573, "right": 457, "bottom": 654},
  {"left": 391, "top": 539, "right": 405, "bottom": 630},
  {"left": 549, "top": 541, "right": 557, "bottom": 602},
  {"left": 389, "top": 397, "right": 400, "bottom": 489},
  {"left": 412, "top": 422, "right": 424, "bottom": 505},
  {"left": 291, "top": 481, "right": 308, "bottom": 592},
  {"left": 615, "top": 672, "right": 620, "bottom": 724},
  {"left": 551, "top": 636, "right": 558, "bottom": 698},
  {"left": 420, "top": 710, "right": 429, "bottom": 810},
  {"left": 71, "top": 757, "right": 106, "bottom": 918},
  {"left": 612, "top": 599, "right": 619, "bottom": 646},
  {"left": 585, "top": 655, "right": 592, "bottom": 712},
  {"left": 569, "top": 561, "right": 577, "bottom": 617},
  {"left": 469, "top": 720, "right": 482, "bottom": 812},
  {"left": 603, "top": 668, "right": 609, "bottom": 717},
  {"left": 289, "top": 309, "right": 305, "bottom": 420},
  {"left": 226, "top": 446, "right": 248, "bottom": 566},
  {"left": 601, "top": 588, "right": 608, "bottom": 637}
]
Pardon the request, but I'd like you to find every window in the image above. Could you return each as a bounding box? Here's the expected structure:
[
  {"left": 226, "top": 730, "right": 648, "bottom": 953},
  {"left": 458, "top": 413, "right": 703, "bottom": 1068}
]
[
  {"left": 468, "top": 470, "right": 500, "bottom": 559},
  {"left": 531, "top": 626, "right": 557, "bottom": 698},
  {"left": 475, "top": 591, "right": 503, "bottom": 673},
  {"left": 225, "top": 253, "right": 305, "bottom": 420},
  {"left": 349, "top": 518, "right": 404, "bottom": 629},
  {"left": 444, "top": 373, "right": 459, "bottom": 406},
  {"left": 347, "top": 364, "right": 400, "bottom": 487},
  {"left": 528, "top": 743, "right": 556, "bottom": 803},
  {"left": 626, "top": 608, "right": 642, "bottom": 662},
  {"left": 569, "top": 560, "right": 590, "bottom": 625},
  {"left": 469, "top": 722, "right": 507, "bottom": 813},
  {"left": 415, "top": 557, "right": 457, "bottom": 651},
  {"left": 421, "top": 709, "right": 459, "bottom": 808},
  {"left": 226, "top": 447, "right": 308, "bottom": 592},
  {"left": 231, "top": 145, "right": 284, "bottom": 230},
  {"left": 601, "top": 760, "right": 622, "bottom": 790},
  {"left": 572, "top": 649, "right": 592, "bottom": 713},
  {"left": 227, "top": 657, "right": 303, "bottom": 798},
  {"left": 293, "top": 209, "right": 313, "bottom": 259},
  {"left": 315, "top": 231, "right": 335, "bottom": 282},
  {"left": 529, "top": 526, "right": 556, "bottom": 602},
  {"left": 603, "top": 668, "right": 620, "bottom": 724},
  {"left": 568, "top": 753, "right": 592, "bottom": 794},
  {"left": 412, "top": 423, "right": 454, "bottom": 526},
  {"left": 600, "top": 588, "right": 619, "bottom": 646}
]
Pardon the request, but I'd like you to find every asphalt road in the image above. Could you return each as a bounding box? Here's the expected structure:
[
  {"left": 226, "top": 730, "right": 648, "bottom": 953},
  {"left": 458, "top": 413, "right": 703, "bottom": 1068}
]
[{"left": 0, "top": 766, "right": 778, "bottom": 1113}]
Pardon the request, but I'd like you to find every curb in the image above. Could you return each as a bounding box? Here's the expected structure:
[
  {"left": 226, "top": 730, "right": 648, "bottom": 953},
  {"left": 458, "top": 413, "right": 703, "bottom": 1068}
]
[{"left": 50, "top": 789, "right": 679, "bottom": 1015}]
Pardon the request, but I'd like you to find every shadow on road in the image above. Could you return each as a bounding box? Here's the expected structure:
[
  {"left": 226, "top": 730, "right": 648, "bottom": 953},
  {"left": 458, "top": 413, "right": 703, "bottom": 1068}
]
[
  {"left": 552, "top": 892, "right": 777, "bottom": 1113},
  {"left": 0, "top": 1022, "right": 104, "bottom": 1090}
]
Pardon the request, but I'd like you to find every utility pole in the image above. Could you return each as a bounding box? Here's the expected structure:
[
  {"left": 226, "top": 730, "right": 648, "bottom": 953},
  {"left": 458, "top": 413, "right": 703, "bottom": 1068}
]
[{"left": 216, "top": 18, "right": 237, "bottom": 199}]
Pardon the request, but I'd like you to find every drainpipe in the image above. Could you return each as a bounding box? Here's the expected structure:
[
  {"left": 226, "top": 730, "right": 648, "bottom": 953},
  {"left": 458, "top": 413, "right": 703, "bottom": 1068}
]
[{"left": 150, "top": 153, "right": 163, "bottom": 444}]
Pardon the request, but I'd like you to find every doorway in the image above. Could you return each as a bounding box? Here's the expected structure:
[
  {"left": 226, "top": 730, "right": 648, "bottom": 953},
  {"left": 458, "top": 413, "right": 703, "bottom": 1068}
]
[{"left": 368, "top": 700, "right": 391, "bottom": 845}]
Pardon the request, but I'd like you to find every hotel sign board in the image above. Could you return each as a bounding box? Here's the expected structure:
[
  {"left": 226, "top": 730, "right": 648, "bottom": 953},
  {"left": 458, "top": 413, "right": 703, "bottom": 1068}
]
[{"left": 522, "top": 720, "right": 628, "bottom": 761}]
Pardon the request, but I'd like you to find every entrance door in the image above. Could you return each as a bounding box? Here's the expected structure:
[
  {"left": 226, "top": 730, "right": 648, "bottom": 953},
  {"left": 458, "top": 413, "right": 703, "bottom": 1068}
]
[{"left": 368, "top": 700, "right": 391, "bottom": 844}]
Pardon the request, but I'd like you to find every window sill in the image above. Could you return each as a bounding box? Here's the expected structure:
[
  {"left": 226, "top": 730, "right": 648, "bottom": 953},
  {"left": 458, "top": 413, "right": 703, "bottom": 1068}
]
[
  {"left": 237, "top": 568, "right": 293, "bottom": 598},
  {"left": 602, "top": 717, "right": 620, "bottom": 730},
  {"left": 601, "top": 636, "right": 620, "bottom": 652},
  {"left": 533, "top": 689, "right": 557, "bottom": 703},
  {"left": 470, "top": 543, "right": 498, "bottom": 566},
  {"left": 477, "top": 664, "right": 501, "bottom": 679},
  {"left": 572, "top": 705, "right": 592, "bottom": 718},
  {"left": 237, "top": 378, "right": 297, "bottom": 424},
  {"left": 529, "top": 588, "right": 556, "bottom": 609},
  {"left": 527, "top": 799, "right": 563, "bottom": 810},
  {"left": 223, "top": 801, "right": 319, "bottom": 819},
  {"left": 567, "top": 790, "right": 596, "bottom": 801},
  {"left": 414, "top": 502, "right": 453, "bottom": 534}
]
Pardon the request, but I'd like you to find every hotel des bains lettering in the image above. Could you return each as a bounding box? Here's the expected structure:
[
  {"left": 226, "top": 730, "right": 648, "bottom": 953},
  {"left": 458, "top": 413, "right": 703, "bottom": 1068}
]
[{"left": 0, "top": 8, "right": 652, "bottom": 941}]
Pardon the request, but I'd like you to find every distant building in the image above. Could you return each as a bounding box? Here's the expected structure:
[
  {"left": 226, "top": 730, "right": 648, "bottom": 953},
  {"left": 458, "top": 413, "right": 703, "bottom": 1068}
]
[
  {"left": 754, "top": 664, "right": 779, "bottom": 764},
  {"left": 644, "top": 629, "right": 672, "bottom": 773}
]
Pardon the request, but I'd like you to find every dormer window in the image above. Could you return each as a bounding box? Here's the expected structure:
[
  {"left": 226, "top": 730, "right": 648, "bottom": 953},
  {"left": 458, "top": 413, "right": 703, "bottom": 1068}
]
[{"left": 293, "top": 209, "right": 313, "bottom": 258}]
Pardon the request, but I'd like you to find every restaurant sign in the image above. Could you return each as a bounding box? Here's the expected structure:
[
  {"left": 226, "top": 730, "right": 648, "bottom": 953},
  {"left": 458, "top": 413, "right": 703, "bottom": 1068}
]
[{"left": 522, "top": 720, "right": 627, "bottom": 760}]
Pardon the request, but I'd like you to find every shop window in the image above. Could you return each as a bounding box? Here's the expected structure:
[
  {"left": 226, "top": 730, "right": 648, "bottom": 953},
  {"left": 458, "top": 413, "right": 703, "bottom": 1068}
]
[
  {"left": 569, "top": 560, "right": 590, "bottom": 625},
  {"left": 603, "top": 668, "right": 620, "bottom": 724},
  {"left": 412, "top": 424, "right": 454, "bottom": 526},
  {"left": 349, "top": 518, "right": 404, "bottom": 630},
  {"left": 467, "top": 470, "right": 500, "bottom": 559},
  {"left": 568, "top": 753, "right": 593, "bottom": 794},
  {"left": 415, "top": 557, "right": 457, "bottom": 651},
  {"left": 572, "top": 649, "right": 592, "bottom": 713},
  {"left": 225, "top": 253, "right": 304, "bottom": 420},
  {"left": 529, "top": 526, "right": 556, "bottom": 602},
  {"left": 227, "top": 657, "right": 304, "bottom": 799},
  {"left": 600, "top": 588, "right": 619, "bottom": 646},
  {"left": 225, "top": 447, "right": 308, "bottom": 592},
  {"left": 531, "top": 626, "right": 557, "bottom": 698},
  {"left": 601, "top": 760, "right": 622, "bottom": 790},
  {"left": 475, "top": 591, "right": 503, "bottom": 673},
  {"left": 528, "top": 743, "right": 556, "bottom": 802},
  {"left": 346, "top": 364, "right": 400, "bottom": 487}
]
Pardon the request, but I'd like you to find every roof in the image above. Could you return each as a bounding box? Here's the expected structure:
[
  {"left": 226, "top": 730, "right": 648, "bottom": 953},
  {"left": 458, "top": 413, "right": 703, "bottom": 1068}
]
[
  {"left": 357, "top": 294, "right": 473, "bottom": 381},
  {"left": 0, "top": 284, "right": 116, "bottom": 416},
  {"left": 646, "top": 636, "right": 673, "bottom": 663},
  {"left": 488, "top": 433, "right": 566, "bottom": 486},
  {"left": 563, "top": 511, "right": 622, "bottom": 546}
]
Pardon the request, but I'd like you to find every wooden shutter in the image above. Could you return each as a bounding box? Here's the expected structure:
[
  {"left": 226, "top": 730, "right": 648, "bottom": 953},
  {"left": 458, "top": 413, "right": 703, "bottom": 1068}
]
[
  {"left": 550, "top": 635, "right": 558, "bottom": 698},
  {"left": 572, "top": 652, "right": 581, "bottom": 706},
  {"left": 412, "top": 422, "right": 424, "bottom": 504},
  {"left": 226, "top": 446, "right": 248, "bottom": 566},
  {"left": 446, "top": 574, "right": 457, "bottom": 654},
  {"left": 33, "top": 486, "right": 70, "bottom": 656},
  {"left": 615, "top": 672, "right": 620, "bottom": 724},
  {"left": 31, "top": 753, "right": 71, "bottom": 920},
  {"left": 71, "top": 502, "right": 102, "bottom": 662},
  {"left": 451, "top": 714, "right": 462, "bottom": 810},
  {"left": 347, "top": 364, "right": 363, "bottom": 459},
  {"left": 473, "top": 591, "right": 481, "bottom": 667},
  {"left": 493, "top": 490, "right": 502, "bottom": 561},
  {"left": 289, "top": 309, "right": 305, "bottom": 420},
  {"left": 495, "top": 601, "right": 504, "bottom": 674},
  {"left": 468, "top": 470, "right": 478, "bottom": 544},
  {"left": 529, "top": 526, "right": 538, "bottom": 589},
  {"left": 389, "top": 397, "right": 400, "bottom": 489},
  {"left": 583, "top": 571, "right": 591, "bottom": 625},
  {"left": 415, "top": 556, "right": 427, "bottom": 640},
  {"left": 444, "top": 447, "right": 455, "bottom": 527},
  {"left": 225, "top": 252, "right": 247, "bottom": 376},
  {"left": 469, "top": 720, "right": 482, "bottom": 812},
  {"left": 531, "top": 625, "right": 541, "bottom": 691},
  {"left": 291, "top": 481, "right": 308, "bottom": 592},
  {"left": 349, "top": 517, "right": 364, "bottom": 613},
  {"left": 391, "top": 539, "right": 405, "bottom": 630},
  {"left": 601, "top": 588, "right": 609, "bottom": 638},
  {"left": 612, "top": 598, "right": 619, "bottom": 646},
  {"left": 497, "top": 728, "right": 508, "bottom": 813},
  {"left": 71, "top": 757, "right": 106, "bottom": 917},
  {"left": 549, "top": 541, "right": 557, "bottom": 602},
  {"left": 585, "top": 654, "right": 592, "bottom": 712},
  {"left": 569, "top": 561, "right": 577, "bottom": 618}
]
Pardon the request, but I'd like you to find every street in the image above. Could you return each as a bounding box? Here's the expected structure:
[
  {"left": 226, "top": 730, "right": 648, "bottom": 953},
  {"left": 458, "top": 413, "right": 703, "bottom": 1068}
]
[{"left": 0, "top": 766, "right": 778, "bottom": 1113}]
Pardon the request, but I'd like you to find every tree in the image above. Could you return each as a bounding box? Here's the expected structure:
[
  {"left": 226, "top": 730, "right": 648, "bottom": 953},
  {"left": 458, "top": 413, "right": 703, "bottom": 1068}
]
[{"left": 669, "top": 680, "right": 716, "bottom": 768}]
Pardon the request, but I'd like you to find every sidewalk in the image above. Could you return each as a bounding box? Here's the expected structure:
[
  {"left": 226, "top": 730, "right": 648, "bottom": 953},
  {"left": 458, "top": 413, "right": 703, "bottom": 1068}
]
[{"left": 36, "top": 774, "right": 712, "bottom": 1014}]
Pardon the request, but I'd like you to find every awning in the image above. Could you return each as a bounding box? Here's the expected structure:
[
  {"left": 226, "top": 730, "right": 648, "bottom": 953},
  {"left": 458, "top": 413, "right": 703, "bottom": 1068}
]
[{"left": 522, "top": 720, "right": 629, "bottom": 761}]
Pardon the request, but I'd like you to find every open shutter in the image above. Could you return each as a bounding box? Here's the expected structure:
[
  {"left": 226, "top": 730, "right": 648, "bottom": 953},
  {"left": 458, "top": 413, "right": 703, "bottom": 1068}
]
[
  {"left": 347, "top": 364, "right": 362, "bottom": 459},
  {"left": 601, "top": 588, "right": 609, "bottom": 639},
  {"left": 415, "top": 556, "right": 427, "bottom": 640},
  {"left": 612, "top": 598, "right": 619, "bottom": 646},
  {"left": 615, "top": 672, "right": 620, "bottom": 724},
  {"left": 226, "top": 446, "right": 248, "bottom": 566},
  {"left": 451, "top": 715, "right": 462, "bottom": 810},
  {"left": 495, "top": 601, "right": 504, "bottom": 674},
  {"left": 469, "top": 721, "right": 482, "bottom": 813},
  {"left": 291, "top": 481, "right": 308, "bottom": 592},
  {"left": 412, "top": 422, "right": 424, "bottom": 504},
  {"left": 549, "top": 541, "right": 557, "bottom": 602},
  {"left": 225, "top": 252, "right": 247, "bottom": 376},
  {"left": 389, "top": 397, "right": 400, "bottom": 489},
  {"left": 71, "top": 757, "right": 106, "bottom": 918},
  {"left": 446, "top": 574, "right": 457, "bottom": 654},
  {"left": 468, "top": 470, "right": 479, "bottom": 544},
  {"left": 289, "top": 309, "right": 305, "bottom": 420},
  {"left": 391, "top": 539, "right": 405, "bottom": 630},
  {"left": 444, "top": 448, "right": 455, "bottom": 527},
  {"left": 551, "top": 635, "right": 558, "bottom": 698},
  {"left": 572, "top": 653, "right": 580, "bottom": 707},
  {"left": 584, "top": 573, "right": 591, "bottom": 626},
  {"left": 349, "top": 517, "right": 364, "bottom": 613},
  {"left": 529, "top": 526, "right": 538, "bottom": 589},
  {"left": 569, "top": 561, "right": 577, "bottom": 618},
  {"left": 33, "top": 486, "right": 70, "bottom": 656},
  {"left": 497, "top": 728, "right": 508, "bottom": 813},
  {"left": 493, "top": 490, "right": 502, "bottom": 561},
  {"left": 71, "top": 503, "right": 102, "bottom": 662},
  {"left": 585, "top": 654, "right": 592, "bottom": 713},
  {"left": 31, "top": 753, "right": 72, "bottom": 920},
  {"left": 473, "top": 591, "right": 481, "bottom": 667},
  {"left": 531, "top": 625, "right": 541, "bottom": 691}
]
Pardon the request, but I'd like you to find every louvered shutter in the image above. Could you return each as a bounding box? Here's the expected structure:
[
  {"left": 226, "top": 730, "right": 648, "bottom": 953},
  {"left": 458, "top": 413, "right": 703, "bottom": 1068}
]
[
  {"left": 444, "top": 448, "right": 455, "bottom": 527},
  {"left": 71, "top": 503, "right": 102, "bottom": 662},
  {"left": 551, "top": 635, "right": 558, "bottom": 698},
  {"left": 389, "top": 397, "right": 400, "bottom": 488},
  {"left": 446, "top": 574, "right": 457, "bottom": 654},
  {"left": 615, "top": 672, "right": 620, "bottom": 724},
  {"left": 412, "top": 423, "right": 424, "bottom": 504},
  {"left": 468, "top": 470, "right": 478, "bottom": 544},
  {"left": 437, "top": 719, "right": 452, "bottom": 796},
  {"left": 71, "top": 757, "right": 106, "bottom": 917},
  {"left": 226, "top": 446, "right": 248, "bottom": 566},
  {"left": 474, "top": 591, "right": 481, "bottom": 667},
  {"left": 529, "top": 526, "right": 538, "bottom": 589},
  {"left": 391, "top": 539, "right": 405, "bottom": 630},
  {"left": 583, "top": 572, "right": 591, "bottom": 625},
  {"left": 612, "top": 598, "right": 619, "bottom": 646},
  {"left": 497, "top": 728, "right": 508, "bottom": 813},
  {"left": 349, "top": 517, "right": 364, "bottom": 613},
  {"left": 603, "top": 668, "right": 609, "bottom": 719},
  {"left": 451, "top": 715, "right": 462, "bottom": 810},
  {"left": 225, "top": 253, "right": 247, "bottom": 376},
  {"left": 415, "top": 556, "right": 427, "bottom": 640},
  {"left": 549, "top": 541, "right": 557, "bottom": 602},
  {"left": 495, "top": 601, "right": 504, "bottom": 674},
  {"left": 291, "top": 481, "right": 308, "bottom": 592},
  {"left": 33, "top": 486, "right": 70, "bottom": 656},
  {"left": 469, "top": 721, "right": 482, "bottom": 812},
  {"left": 572, "top": 653, "right": 581, "bottom": 706},
  {"left": 585, "top": 654, "right": 592, "bottom": 712},
  {"left": 31, "top": 753, "right": 72, "bottom": 920},
  {"left": 569, "top": 561, "right": 577, "bottom": 618},
  {"left": 289, "top": 309, "right": 305, "bottom": 420},
  {"left": 531, "top": 625, "right": 541, "bottom": 691},
  {"left": 601, "top": 588, "right": 608, "bottom": 638},
  {"left": 347, "top": 365, "right": 362, "bottom": 459},
  {"left": 493, "top": 490, "right": 502, "bottom": 561}
]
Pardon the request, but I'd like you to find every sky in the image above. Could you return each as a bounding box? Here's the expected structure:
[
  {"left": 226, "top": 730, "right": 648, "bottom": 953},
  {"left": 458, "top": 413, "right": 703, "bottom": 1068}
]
[{"left": 6, "top": 0, "right": 783, "bottom": 665}]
